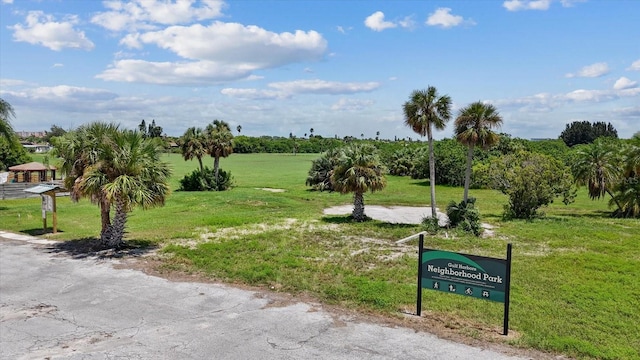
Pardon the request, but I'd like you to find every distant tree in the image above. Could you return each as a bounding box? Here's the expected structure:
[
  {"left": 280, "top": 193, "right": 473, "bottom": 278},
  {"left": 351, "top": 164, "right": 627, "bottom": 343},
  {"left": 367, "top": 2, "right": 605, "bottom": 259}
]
[
  {"left": 237, "top": 125, "right": 242, "bottom": 135},
  {"left": 376, "top": 131, "right": 380, "bottom": 141},
  {"left": 310, "top": 128, "right": 314, "bottom": 138},
  {"left": 147, "top": 119, "right": 163, "bottom": 138},
  {"left": 455, "top": 101, "right": 503, "bottom": 202},
  {"left": 43, "top": 125, "right": 67, "bottom": 144},
  {"left": 179, "top": 127, "right": 207, "bottom": 173},
  {"left": 560, "top": 121, "right": 618, "bottom": 147},
  {"left": 331, "top": 144, "right": 387, "bottom": 222},
  {"left": 486, "top": 151, "right": 575, "bottom": 219},
  {"left": 138, "top": 119, "right": 147, "bottom": 136},
  {"left": 403, "top": 86, "right": 452, "bottom": 219},
  {"left": 205, "top": 119, "right": 234, "bottom": 183}
]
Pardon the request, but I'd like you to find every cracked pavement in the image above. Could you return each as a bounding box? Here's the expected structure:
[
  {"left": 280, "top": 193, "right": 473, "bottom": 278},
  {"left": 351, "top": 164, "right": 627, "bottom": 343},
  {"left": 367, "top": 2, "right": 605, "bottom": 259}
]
[{"left": 0, "top": 232, "right": 529, "bottom": 359}]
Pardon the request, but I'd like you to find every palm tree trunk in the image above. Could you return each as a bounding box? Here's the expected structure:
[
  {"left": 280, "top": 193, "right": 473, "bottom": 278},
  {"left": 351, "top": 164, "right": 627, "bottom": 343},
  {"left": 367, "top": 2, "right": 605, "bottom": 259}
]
[
  {"left": 352, "top": 191, "right": 365, "bottom": 221},
  {"left": 99, "top": 194, "right": 112, "bottom": 244},
  {"left": 463, "top": 144, "right": 474, "bottom": 202},
  {"left": 214, "top": 155, "right": 220, "bottom": 183},
  {"left": 197, "top": 157, "right": 203, "bottom": 173},
  {"left": 104, "top": 197, "right": 126, "bottom": 249},
  {"left": 428, "top": 130, "right": 437, "bottom": 219},
  {"left": 606, "top": 188, "right": 623, "bottom": 213}
]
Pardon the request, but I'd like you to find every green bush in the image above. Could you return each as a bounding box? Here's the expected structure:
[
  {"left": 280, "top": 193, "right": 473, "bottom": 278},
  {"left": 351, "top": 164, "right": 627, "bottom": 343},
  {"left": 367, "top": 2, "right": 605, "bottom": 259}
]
[
  {"left": 446, "top": 197, "right": 481, "bottom": 236},
  {"left": 179, "top": 166, "right": 233, "bottom": 191}
]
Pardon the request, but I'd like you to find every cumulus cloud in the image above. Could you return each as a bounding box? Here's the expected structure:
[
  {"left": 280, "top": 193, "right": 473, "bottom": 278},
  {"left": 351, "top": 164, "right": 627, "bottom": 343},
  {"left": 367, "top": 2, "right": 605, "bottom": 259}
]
[
  {"left": 613, "top": 77, "right": 638, "bottom": 90},
  {"left": 628, "top": 59, "right": 640, "bottom": 71},
  {"left": 91, "top": 0, "right": 225, "bottom": 31},
  {"left": 364, "top": 11, "right": 397, "bottom": 31},
  {"left": 565, "top": 62, "right": 610, "bottom": 78},
  {"left": 10, "top": 11, "right": 94, "bottom": 51},
  {"left": 2, "top": 0, "right": 14, "bottom": 4},
  {"left": 331, "top": 98, "right": 375, "bottom": 111},
  {"left": 98, "top": 22, "right": 327, "bottom": 85},
  {"left": 220, "top": 88, "right": 287, "bottom": 100},
  {"left": 426, "top": 8, "right": 474, "bottom": 28},
  {"left": 503, "top": 0, "right": 552, "bottom": 11}
]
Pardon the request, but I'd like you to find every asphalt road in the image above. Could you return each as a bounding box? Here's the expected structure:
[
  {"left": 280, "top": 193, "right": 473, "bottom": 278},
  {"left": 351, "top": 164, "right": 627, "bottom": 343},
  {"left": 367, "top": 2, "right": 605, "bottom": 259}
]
[{"left": 0, "top": 232, "right": 530, "bottom": 360}]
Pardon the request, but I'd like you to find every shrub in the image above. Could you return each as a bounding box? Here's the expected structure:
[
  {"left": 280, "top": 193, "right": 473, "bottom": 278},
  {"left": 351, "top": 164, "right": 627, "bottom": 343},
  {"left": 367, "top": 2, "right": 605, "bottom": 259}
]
[
  {"left": 179, "top": 166, "right": 233, "bottom": 191},
  {"left": 446, "top": 198, "right": 482, "bottom": 236}
]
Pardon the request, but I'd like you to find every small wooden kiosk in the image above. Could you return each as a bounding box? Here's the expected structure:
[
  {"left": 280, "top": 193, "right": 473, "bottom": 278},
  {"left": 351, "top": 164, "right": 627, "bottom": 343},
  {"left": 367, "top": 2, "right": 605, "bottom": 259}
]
[
  {"left": 8, "top": 162, "right": 57, "bottom": 183},
  {"left": 24, "top": 183, "right": 65, "bottom": 234}
]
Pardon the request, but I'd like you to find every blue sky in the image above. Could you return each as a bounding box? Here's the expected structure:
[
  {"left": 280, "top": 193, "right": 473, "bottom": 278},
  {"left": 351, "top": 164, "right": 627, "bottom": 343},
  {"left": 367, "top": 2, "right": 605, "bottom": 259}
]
[{"left": 1, "top": 0, "right": 638, "bottom": 140}]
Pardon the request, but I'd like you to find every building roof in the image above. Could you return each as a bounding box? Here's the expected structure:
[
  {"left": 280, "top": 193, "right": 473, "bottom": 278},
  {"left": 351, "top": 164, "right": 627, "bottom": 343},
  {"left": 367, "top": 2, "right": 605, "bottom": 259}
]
[
  {"left": 23, "top": 183, "right": 65, "bottom": 194},
  {"left": 8, "top": 162, "right": 57, "bottom": 171}
]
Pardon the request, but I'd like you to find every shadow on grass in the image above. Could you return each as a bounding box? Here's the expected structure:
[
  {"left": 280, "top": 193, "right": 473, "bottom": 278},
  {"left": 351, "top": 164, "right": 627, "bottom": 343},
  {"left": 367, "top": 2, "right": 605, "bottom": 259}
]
[
  {"left": 321, "top": 216, "right": 419, "bottom": 229},
  {"left": 45, "top": 237, "right": 158, "bottom": 260},
  {"left": 554, "top": 210, "right": 614, "bottom": 219},
  {"left": 23, "top": 228, "right": 65, "bottom": 236}
]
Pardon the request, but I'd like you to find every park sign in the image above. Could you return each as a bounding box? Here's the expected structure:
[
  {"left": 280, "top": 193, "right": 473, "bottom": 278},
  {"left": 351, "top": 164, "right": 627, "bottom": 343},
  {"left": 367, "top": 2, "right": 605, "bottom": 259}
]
[{"left": 415, "top": 234, "right": 513, "bottom": 335}]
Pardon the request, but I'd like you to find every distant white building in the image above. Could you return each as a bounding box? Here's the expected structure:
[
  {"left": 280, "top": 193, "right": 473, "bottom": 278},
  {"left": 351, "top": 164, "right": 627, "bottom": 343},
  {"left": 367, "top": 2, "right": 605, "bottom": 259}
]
[{"left": 22, "top": 144, "right": 52, "bottom": 153}]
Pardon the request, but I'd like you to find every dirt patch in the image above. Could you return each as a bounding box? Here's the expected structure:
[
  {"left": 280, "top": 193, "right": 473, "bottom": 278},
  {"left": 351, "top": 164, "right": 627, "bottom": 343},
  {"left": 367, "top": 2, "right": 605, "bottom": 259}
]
[
  {"left": 257, "top": 188, "right": 286, "bottom": 193},
  {"left": 323, "top": 205, "right": 450, "bottom": 227}
]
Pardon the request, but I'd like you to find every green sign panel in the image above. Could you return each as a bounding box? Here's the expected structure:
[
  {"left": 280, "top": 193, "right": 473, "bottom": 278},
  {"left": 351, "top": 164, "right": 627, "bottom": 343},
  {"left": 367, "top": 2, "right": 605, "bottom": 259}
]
[{"left": 421, "top": 249, "right": 507, "bottom": 303}]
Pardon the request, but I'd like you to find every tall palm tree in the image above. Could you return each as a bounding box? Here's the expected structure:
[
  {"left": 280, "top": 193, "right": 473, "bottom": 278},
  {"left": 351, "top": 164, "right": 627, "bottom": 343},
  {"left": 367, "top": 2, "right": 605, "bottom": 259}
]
[
  {"left": 205, "top": 120, "right": 234, "bottom": 183},
  {"left": 330, "top": 144, "right": 387, "bottom": 222},
  {"left": 403, "top": 86, "right": 452, "bottom": 219},
  {"left": 85, "top": 130, "right": 171, "bottom": 248},
  {"left": 52, "top": 122, "right": 120, "bottom": 243},
  {"left": 611, "top": 135, "right": 640, "bottom": 217},
  {"left": 0, "top": 98, "right": 16, "bottom": 140},
  {"left": 180, "top": 127, "right": 206, "bottom": 173},
  {"left": 571, "top": 138, "right": 623, "bottom": 212},
  {"left": 454, "top": 101, "right": 503, "bottom": 202}
]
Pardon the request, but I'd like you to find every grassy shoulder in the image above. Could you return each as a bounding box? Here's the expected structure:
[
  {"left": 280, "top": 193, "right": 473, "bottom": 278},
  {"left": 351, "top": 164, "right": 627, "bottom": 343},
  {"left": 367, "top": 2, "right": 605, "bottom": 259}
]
[{"left": 2, "top": 153, "right": 639, "bottom": 360}]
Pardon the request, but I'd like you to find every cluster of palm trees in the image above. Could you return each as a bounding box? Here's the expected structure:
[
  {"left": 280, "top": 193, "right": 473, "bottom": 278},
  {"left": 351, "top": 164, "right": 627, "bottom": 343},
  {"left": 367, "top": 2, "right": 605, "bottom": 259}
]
[
  {"left": 179, "top": 120, "right": 234, "bottom": 184},
  {"left": 572, "top": 135, "right": 640, "bottom": 217},
  {"left": 403, "top": 87, "right": 503, "bottom": 218},
  {"left": 52, "top": 123, "right": 171, "bottom": 248}
]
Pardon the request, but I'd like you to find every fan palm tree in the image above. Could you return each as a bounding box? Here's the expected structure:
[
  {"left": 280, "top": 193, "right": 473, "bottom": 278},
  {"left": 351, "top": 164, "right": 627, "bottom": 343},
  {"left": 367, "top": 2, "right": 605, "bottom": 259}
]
[
  {"left": 330, "top": 144, "right": 387, "bottom": 222},
  {"left": 205, "top": 120, "right": 234, "bottom": 183},
  {"left": 455, "top": 101, "right": 503, "bottom": 202},
  {"left": 85, "top": 130, "right": 171, "bottom": 248},
  {"left": 0, "top": 98, "right": 16, "bottom": 140},
  {"left": 403, "top": 87, "right": 452, "bottom": 219},
  {"left": 52, "top": 122, "right": 120, "bottom": 243},
  {"left": 571, "top": 138, "right": 623, "bottom": 212},
  {"left": 611, "top": 135, "right": 640, "bottom": 217},
  {"left": 306, "top": 148, "right": 341, "bottom": 191},
  {"left": 180, "top": 127, "right": 207, "bottom": 173}
]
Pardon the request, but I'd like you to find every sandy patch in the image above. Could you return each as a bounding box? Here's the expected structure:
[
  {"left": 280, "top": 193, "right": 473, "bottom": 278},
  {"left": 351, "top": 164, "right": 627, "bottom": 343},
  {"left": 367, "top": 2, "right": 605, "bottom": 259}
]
[
  {"left": 257, "top": 188, "right": 286, "bottom": 193},
  {"left": 323, "top": 205, "right": 449, "bottom": 227}
]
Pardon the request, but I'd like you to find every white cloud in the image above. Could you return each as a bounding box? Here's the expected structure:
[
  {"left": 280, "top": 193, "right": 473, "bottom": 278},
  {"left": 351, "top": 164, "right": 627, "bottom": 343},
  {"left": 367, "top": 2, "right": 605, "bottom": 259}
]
[
  {"left": 221, "top": 80, "right": 380, "bottom": 100},
  {"left": 426, "top": 8, "right": 473, "bottom": 28},
  {"left": 220, "top": 88, "right": 287, "bottom": 100},
  {"left": 364, "top": 11, "right": 397, "bottom": 32},
  {"left": 96, "top": 59, "right": 253, "bottom": 85},
  {"left": 399, "top": 16, "right": 416, "bottom": 29},
  {"left": 52, "top": 63, "right": 64, "bottom": 68},
  {"left": 503, "top": 0, "right": 552, "bottom": 11},
  {"left": 10, "top": 11, "right": 94, "bottom": 51},
  {"left": 2, "top": 0, "right": 14, "bottom": 4},
  {"left": 560, "top": 0, "right": 587, "bottom": 7},
  {"left": 98, "top": 22, "right": 327, "bottom": 85},
  {"left": 565, "top": 62, "right": 610, "bottom": 78},
  {"left": 331, "top": 98, "right": 375, "bottom": 111},
  {"left": 613, "top": 77, "right": 638, "bottom": 90},
  {"left": 91, "top": 0, "right": 225, "bottom": 32},
  {"left": 628, "top": 59, "right": 640, "bottom": 71},
  {"left": 268, "top": 79, "right": 380, "bottom": 95}
]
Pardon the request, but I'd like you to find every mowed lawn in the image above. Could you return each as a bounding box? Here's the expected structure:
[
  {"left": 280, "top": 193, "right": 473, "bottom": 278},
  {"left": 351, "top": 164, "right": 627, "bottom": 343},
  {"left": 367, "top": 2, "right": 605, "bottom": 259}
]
[{"left": 1, "top": 152, "right": 639, "bottom": 360}]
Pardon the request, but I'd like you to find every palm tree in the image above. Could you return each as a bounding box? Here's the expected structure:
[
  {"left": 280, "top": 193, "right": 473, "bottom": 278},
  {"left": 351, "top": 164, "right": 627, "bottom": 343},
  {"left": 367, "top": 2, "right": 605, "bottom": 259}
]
[
  {"left": 180, "top": 127, "right": 206, "bottom": 173},
  {"left": 85, "top": 130, "right": 171, "bottom": 248},
  {"left": 52, "top": 122, "right": 121, "bottom": 243},
  {"left": 330, "top": 144, "right": 387, "bottom": 222},
  {"left": 454, "top": 101, "right": 503, "bottom": 202},
  {"left": 236, "top": 125, "right": 242, "bottom": 135},
  {"left": 205, "top": 120, "right": 234, "bottom": 183},
  {"left": 571, "top": 138, "right": 623, "bottom": 212},
  {"left": 0, "top": 98, "right": 16, "bottom": 140},
  {"left": 611, "top": 135, "right": 640, "bottom": 217},
  {"left": 403, "top": 86, "right": 452, "bottom": 219},
  {"left": 306, "top": 148, "right": 341, "bottom": 191}
]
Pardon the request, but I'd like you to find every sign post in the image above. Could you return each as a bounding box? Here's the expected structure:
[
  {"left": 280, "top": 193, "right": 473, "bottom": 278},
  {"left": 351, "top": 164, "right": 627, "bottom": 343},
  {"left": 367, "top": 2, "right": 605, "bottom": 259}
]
[{"left": 416, "top": 236, "right": 513, "bottom": 335}]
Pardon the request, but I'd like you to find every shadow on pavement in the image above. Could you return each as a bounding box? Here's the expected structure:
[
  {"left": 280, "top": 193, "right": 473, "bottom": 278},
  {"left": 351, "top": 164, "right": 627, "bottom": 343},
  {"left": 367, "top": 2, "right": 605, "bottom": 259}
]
[{"left": 45, "top": 237, "right": 158, "bottom": 260}]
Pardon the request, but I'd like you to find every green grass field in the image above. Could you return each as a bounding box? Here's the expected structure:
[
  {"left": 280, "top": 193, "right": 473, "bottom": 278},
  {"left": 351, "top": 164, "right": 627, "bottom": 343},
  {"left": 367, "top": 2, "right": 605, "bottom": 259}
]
[{"left": 2, "top": 153, "right": 639, "bottom": 360}]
